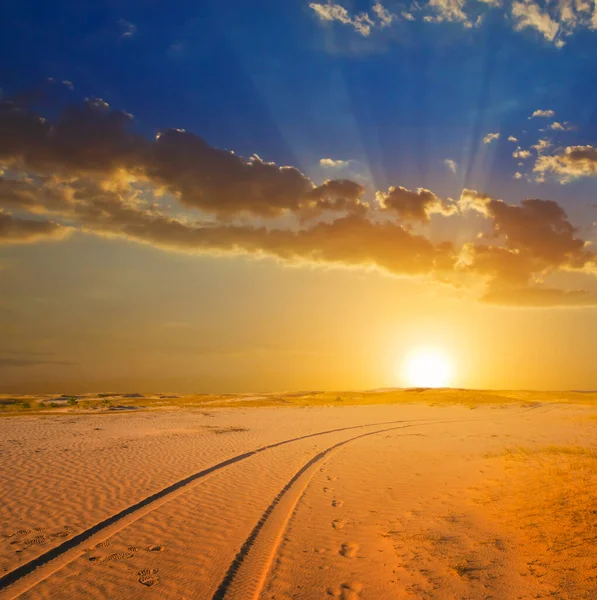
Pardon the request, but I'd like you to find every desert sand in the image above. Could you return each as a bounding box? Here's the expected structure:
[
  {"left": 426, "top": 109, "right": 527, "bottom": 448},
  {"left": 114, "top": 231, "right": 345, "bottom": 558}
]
[{"left": 1, "top": 391, "right": 596, "bottom": 599}]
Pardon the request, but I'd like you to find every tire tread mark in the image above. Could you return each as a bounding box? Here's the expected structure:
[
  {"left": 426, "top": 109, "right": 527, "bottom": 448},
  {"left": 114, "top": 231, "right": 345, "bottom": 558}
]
[
  {"left": 0, "top": 418, "right": 422, "bottom": 594},
  {"left": 211, "top": 423, "right": 424, "bottom": 600},
  {"left": 210, "top": 402, "right": 555, "bottom": 600},
  {"left": 0, "top": 403, "right": 551, "bottom": 596}
]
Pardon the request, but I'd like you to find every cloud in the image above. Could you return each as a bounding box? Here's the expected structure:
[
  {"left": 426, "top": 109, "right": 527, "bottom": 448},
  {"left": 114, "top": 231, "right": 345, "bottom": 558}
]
[
  {"left": 308, "top": 0, "right": 597, "bottom": 46},
  {"left": 38, "top": 181, "right": 457, "bottom": 279},
  {"left": 513, "top": 147, "right": 532, "bottom": 159},
  {"left": 0, "top": 99, "right": 369, "bottom": 219},
  {"left": 531, "top": 138, "right": 552, "bottom": 153},
  {"left": 0, "top": 173, "right": 455, "bottom": 280},
  {"left": 1, "top": 95, "right": 596, "bottom": 307},
  {"left": 512, "top": 2, "right": 560, "bottom": 43},
  {"left": 377, "top": 186, "right": 457, "bottom": 222},
  {"left": 508, "top": 135, "right": 519, "bottom": 143},
  {"left": 530, "top": 109, "right": 556, "bottom": 118},
  {"left": 0, "top": 211, "right": 71, "bottom": 245},
  {"left": 309, "top": 179, "right": 366, "bottom": 212},
  {"left": 426, "top": 0, "right": 474, "bottom": 26},
  {"left": 150, "top": 129, "right": 317, "bottom": 216},
  {"left": 372, "top": 2, "right": 395, "bottom": 26},
  {"left": 458, "top": 190, "right": 594, "bottom": 287},
  {"left": 309, "top": 2, "right": 398, "bottom": 36},
  {"left": 513, "top": 172, "right": 523, "bottom": 179},
  {"left": 483, "top": 132, "right": 500, "bottom": 144},
  {"left": 309, "top": 2, "right": 374, "bottom": 36},
  {"left": 320, "top": 157, "right": 351, "bottom": 168},
  {"left": 444, "top": 158, "right": 458, "bottom": 173},
  {"left": 534, "top": 145, "right": 597, "bottom": 182},
  {"left": 548, "top": 121, "right": 575, "bottom": 131},
  {"left": 482, "top": 286, "right": 597, "bottom": 307},
  {"left": 0, "top": 98, "right": 145, "bottom": 176}
]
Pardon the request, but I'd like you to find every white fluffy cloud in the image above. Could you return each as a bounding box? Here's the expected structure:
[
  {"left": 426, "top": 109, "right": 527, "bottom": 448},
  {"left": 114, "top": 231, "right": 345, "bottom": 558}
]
[
  {"left": 531, "top": 109, "right": 556, "bottom": 118},
  {"left": 426, "top": 0, "right": 474, "bottom": 26},
  {"left": 309, "top": 1, "right": 394, "bottom": 36},
  {"left": 532, "top": 138, "right": 552, "bottom": 153},
  {"left": 372, "top": 2, "right": 395, "bottom": 26},
  {"left": 320, "top": 158, "right": 351, "bottom": 168},
  {"left": 483, "top": 132, "right": 500, "bottom": 144},
  {"left": 548, "top": 121, "right": 575, "bottom": 131},
  {"left": 308, "top": 0, "right": 597, "bottom": 45},
  {"left": 513, "top": 148, "right": 532, "bottom": 159},
  {"left": 512, "top": 2, "right": 560, "bottom": 43},
  {"left": 534, "top": 145, "right": 597, "bottom": 182}
]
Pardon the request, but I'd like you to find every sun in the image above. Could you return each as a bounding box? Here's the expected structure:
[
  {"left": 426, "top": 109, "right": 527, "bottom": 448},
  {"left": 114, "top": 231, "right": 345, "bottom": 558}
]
[{"left": 401, "top": 347, "right": 453, "bottom": 388}]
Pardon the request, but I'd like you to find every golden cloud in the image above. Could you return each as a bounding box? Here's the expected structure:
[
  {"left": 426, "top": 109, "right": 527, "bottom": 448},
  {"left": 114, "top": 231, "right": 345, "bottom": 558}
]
[{"left": 1, "top": 97, "right": 596, "bottom": 307}]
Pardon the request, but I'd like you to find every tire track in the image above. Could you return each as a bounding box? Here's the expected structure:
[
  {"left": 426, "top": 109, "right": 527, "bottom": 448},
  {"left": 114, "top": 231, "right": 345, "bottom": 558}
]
[
  {"left": 211, "top": 403, "right": 556, "bottom": 600},
  {"left": 0, "top": 417, "right": 433, "bottom": 598},
  {"left": 0, "top": 403, "right": 553, "bottom": 598},
  {"left": 211, "top": 420, "right": 485, "bottom": 599}
]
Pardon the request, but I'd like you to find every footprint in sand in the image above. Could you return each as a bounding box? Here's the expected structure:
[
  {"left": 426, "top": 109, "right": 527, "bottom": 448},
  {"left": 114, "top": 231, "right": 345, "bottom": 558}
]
[
  {"left": 327, "top": 476, "right": 338, "bottom": 481},
  {"left": 339, "top": 543, "right": 359, "bottom": 558},
  {"left": 138, "top": 568, "right": 160, "bottom": 587},
  {"left": 21, "top": 535, "right": 47, "bottom": 547},
  {"left": 145, "top": 544, "right": 165, "bottom": 552},
  {"left": 6, "top": 528, "right": 33, "bottom": 540},
  {"left": 90, "top": 551, "right": 134, "bottom": 564},
  {"left": 332, "top": 519, "right": 345, "bottom": 530},
  {"left": 327, "top": 581, "right": 363, "bottom": 599},
  {"left": 128, "top": 545, "right": 141, "bottom": 552},
  {"left": 332, "top": 499, "right": 344, "bottom": 508},
  {"left": 94, "top": 540, "right": 111, "bottom": 548}
]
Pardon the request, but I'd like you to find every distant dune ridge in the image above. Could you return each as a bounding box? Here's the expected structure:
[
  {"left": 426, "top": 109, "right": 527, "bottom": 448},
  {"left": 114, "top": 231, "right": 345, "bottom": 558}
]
[{"left": 0, "top": 392, "right": 596, "bottom": 599}]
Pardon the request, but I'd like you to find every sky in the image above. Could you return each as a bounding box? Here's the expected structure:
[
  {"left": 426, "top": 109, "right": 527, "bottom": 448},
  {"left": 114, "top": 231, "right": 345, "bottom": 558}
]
[{"left": 1, "top": 0, "right": 597, "bottom": 393}]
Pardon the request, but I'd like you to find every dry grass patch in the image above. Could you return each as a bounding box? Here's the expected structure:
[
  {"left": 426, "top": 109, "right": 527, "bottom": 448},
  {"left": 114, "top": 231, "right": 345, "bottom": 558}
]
[{"left": 480, "top": 444, "right": 597, "bottom": 597}]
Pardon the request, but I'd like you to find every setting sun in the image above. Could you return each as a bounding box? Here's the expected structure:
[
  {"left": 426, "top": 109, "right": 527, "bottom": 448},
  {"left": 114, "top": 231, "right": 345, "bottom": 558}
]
[{"left": 401, "top": 347, "right": 454, "bottom": 388}]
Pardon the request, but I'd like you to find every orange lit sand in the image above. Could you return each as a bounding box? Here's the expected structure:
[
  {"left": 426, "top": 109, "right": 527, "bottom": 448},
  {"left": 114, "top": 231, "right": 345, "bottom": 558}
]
[{"left": 1, "top": 395, "right": 596, "bottom": 599}]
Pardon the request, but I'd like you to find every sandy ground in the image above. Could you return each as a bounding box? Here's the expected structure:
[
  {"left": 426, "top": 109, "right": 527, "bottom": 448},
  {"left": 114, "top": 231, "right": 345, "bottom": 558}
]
[{"left": 1, "top": 400, "right": 596, "bottom": 599}]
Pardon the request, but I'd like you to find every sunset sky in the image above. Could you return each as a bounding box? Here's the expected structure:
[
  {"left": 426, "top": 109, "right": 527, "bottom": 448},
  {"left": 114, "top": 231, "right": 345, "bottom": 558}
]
[{"left": 1, "top": 0, "right": 597, "bottom": 393}]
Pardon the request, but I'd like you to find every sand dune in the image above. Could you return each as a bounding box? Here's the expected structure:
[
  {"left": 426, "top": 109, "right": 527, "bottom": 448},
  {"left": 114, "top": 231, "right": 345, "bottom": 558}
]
[{"left": 1, "top": 396, "right": 596, "bottom": 599}]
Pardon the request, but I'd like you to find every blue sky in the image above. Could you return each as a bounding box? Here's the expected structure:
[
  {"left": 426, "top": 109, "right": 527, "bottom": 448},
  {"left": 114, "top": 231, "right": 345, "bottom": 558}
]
[{"left": 3, "top": 0, "right": 597, "bottom": 203}]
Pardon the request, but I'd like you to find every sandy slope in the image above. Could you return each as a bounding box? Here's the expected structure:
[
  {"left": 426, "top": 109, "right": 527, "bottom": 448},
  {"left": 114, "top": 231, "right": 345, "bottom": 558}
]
[{"left": 1, "top": 401, "right": 596, "bottom": 599}]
